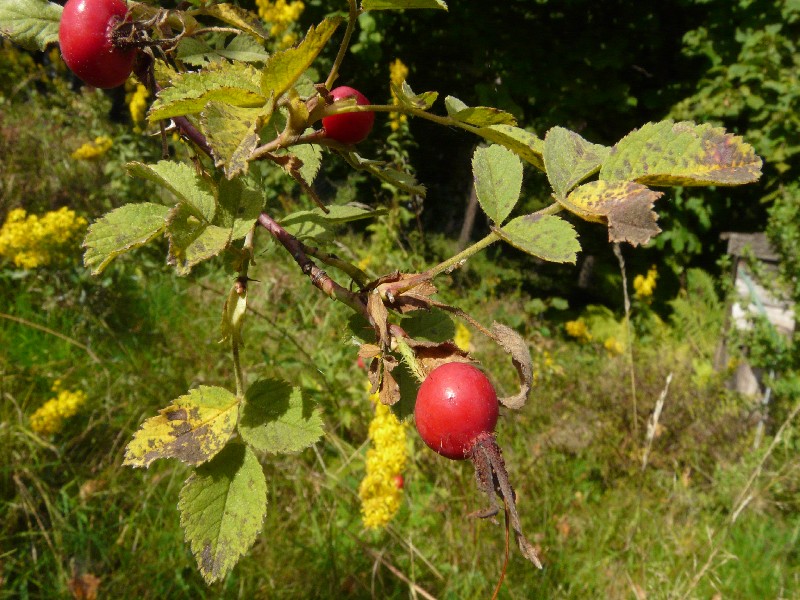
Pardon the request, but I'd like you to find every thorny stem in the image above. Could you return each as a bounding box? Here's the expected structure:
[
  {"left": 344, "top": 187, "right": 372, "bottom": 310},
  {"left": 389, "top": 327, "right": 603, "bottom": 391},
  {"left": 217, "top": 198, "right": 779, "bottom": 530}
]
[
  {"left": 256, "top": 212, "right": 369, "bottom": 319},
  {"left": 325, "top": 0, "right": 359, "bottom": 90},
  {"left": 300, "top": 242, "right": 371, "bottom": 288}
]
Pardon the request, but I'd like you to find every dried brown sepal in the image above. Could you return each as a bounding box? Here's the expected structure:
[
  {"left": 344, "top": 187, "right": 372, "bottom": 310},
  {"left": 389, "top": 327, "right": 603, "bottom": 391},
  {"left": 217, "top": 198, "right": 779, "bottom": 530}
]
[
  {"left": 379, "top": 358, "right": 401, "bottom": 406},
  {"left": 367, "top": 290, "right": 391, "bottom": 349},
  {"left": 382, "top": 274, "right": 438, "bottom": 313},
  {"left": 358, "top": 343, "right": 381, "bottom": 360},
  {"left": 468, "top": 433, "right": 543, "bottom": 569}
]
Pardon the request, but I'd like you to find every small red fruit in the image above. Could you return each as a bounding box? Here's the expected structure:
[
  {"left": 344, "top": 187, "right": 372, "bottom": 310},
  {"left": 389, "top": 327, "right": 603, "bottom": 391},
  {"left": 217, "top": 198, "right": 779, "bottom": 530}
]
[
  {"left": 393, "top": 474, "right": 404, "bottom": 489},
  {"left": 321, "top": 86, "right": 375, "bottom": 144},
  {"left": 59, "top": 0, "right": 136, "bottom": 89},
  {"left": 414, "top": 363, "right": 499, "bottom": 460}
]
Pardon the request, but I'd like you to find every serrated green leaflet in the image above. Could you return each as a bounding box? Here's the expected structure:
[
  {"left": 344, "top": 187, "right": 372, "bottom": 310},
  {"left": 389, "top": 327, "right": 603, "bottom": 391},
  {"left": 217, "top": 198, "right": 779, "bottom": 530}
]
[
  {"left": 544, "top": 127, "right": 610, "bottom": 199},
  {"left": 498, "top": 214, "right": 580, "bottom": 263},
  {"left": 0, "top": 0, "right": 61, "bottom": 51},
  {"left": 559, "top": 180, "right": 663, "bottom": 246},
  {"left": 477, "top": 124, "right": 545, "bottom": 171},
  {"left": 216, "top": 176, "right": 265, "bottom": 240},
  {"left": 239, "top": 379, "right": 323, "bottom": 454},
  {"left": 201, "top": 101, "right": 273, "bottom": 179},
  {"left": 177, "top": 36, "right": 269, "bottom": 66},
  {"left": 179, "top": 444, "right": 267, "bottom": 584},
  {"left": 195, "top": 3, "right": 270, "bottom": 41},
  {"left": 128, "top": 161, "right": 217, "bottom": 222},
  {"left": 288, "top": 141, "right": 323, "bottom": 186},
  {"left": 362, "top": 0, "right": 448, "bottom": 9},
  {"left": 445, "top": 97, "right": 516, "bottom": 127},
  {"left": 600, "top": 120, "right": 763, "bottom": 186},
  {"left": 401, "top": 309, "right": 455, "bottom": 343},
  {"left": 343, "top": 153, "right": 427, "bottom": 196},
  {"left": 261, "top": 18, "right": 340, "bottom": 98},
  {"left": 123, "top": 386, "right": 239, "bottom": 468},
  {"left": 472, "top": 145, "right": 523, "bottom": 225},
  {"left": 149, "top": 62, "right": 266, "bottom": 121},
  {"left": 166, "top": 205, "right": 232, "bottom": 275},
  {"left": 280, "top": 204, "right": 384, "bottom": 241},
  {"left": 82, "top": 203, "right": 170, "bottom": 275}
]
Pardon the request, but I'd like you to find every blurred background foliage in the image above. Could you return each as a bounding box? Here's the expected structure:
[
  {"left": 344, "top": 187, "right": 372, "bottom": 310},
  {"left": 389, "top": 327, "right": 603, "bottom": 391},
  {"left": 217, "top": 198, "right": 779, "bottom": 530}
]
[{"left": 1, "top": 0, "right": 799, "bottom": 597}]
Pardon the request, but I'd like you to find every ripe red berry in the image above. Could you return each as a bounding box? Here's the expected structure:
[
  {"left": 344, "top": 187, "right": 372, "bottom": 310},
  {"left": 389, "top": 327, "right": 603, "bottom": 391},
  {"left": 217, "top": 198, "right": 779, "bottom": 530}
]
[
  {"left": 393, "top": 474, "right": 404, "bottom": 489},
  {"left": 58, "top": 0, "right": 136, "bottom": 89},
  {"left": 414, "top": 363, "right": 499, "bottom": 460},
  {"left": 321, "top": 86, "right": 375, "bottom": 144}
]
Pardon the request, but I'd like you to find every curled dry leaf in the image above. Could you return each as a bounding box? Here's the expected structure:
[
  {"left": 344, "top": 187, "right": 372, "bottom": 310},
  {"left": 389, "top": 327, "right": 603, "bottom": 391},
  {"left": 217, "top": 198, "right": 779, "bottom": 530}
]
[{"left": 490, "top": 323, "right": 533, "bottom": 409}]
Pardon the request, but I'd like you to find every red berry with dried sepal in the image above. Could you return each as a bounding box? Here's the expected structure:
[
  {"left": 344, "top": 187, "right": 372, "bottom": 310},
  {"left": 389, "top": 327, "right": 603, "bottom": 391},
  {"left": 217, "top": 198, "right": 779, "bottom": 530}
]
[
  {"left": 414, "top": 362, "right": 499, "bottom": 460},
  {"left": 59, "top": 0, "right": 135, "bottom": 89}
]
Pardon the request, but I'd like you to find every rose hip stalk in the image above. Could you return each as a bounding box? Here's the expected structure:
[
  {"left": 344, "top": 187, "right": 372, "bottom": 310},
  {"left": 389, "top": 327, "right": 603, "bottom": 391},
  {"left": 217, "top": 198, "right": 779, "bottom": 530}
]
[{"left": 415, "top": 362, "right": 542, "bottom": 568}]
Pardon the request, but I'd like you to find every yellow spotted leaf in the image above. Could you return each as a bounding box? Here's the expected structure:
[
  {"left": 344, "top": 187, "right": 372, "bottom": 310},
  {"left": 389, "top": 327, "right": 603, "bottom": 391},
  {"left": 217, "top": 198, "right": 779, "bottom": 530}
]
[
  {"left": 559, "top": 180, "right": 663, "bottom": 246},
  {"left": 600, "top": 120, "right": 762, "bottom": 186},
  {"left": 124, "top": 386, "right": 240, "bottom": 468}
]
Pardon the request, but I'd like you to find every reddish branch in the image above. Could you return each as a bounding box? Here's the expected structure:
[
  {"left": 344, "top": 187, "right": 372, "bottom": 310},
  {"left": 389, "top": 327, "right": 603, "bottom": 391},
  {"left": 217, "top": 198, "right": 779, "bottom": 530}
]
[{"left": 257, "top": 212, "right": 368, "bottom": 318}]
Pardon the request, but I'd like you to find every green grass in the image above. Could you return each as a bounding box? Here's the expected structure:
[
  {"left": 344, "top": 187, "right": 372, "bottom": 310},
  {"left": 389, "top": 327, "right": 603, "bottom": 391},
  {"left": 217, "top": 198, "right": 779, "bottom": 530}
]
[{"left": 5, "top": 246, "right": 799, "bottom": 599}]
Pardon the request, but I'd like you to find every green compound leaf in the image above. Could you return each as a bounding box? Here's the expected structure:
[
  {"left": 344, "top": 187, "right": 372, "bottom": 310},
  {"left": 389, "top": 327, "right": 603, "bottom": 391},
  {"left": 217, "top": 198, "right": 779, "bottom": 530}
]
[
  {"left": 362, "top": 0, "right": 447, "bottom": 9},
  {"left": 544, "top": 126, "right": 610, "bottom": 199},
  {"left": 288, "top": 141, "right": 323, "bottom": 187},
  {"left": 201, "top": 100, "right": 274, "bottom": 179},
  {"left": 82, "top": 203, "right": 170, "bottom": 275},
  {"left": 179, "top": 443, "right": 267, "bottom": 584},
  {"left": 123, "top": 386, "right": 239, "bottom": 468},
  {"left": 497, "top": 214, "right": 580, "bottom": 264},
  {"left": 445, "top": 96, "right": 517, "bottom": 127},
  {"left": 239, "top": 379, "right": 323, "bottom": 454},
  {"left": 476, "top": 124, "right": 545, "bottom": 171},
  {"left": 166, "top": 205, "right": 232, "bottom": 275},
  {"left": 472, "top": 144, "right": 523, "bottom": 225},
  {"left": 559, "top": 180, "right": 664, "bottom": 246},
  {"left": 0, "top": 0, "right": 61, "bottom": 51},
  {"left": 600, "top": 120, "right": 763, "bottom": 186},
  {"left": 194, "top": 3, "right": 270, "bottom": 41},
  {"left": 149, "top": 62, "right": 266, "bottom": 121},
  {"left": 128, "top": 160, "right": 217, "bottom": 223},
  {"left": 261, "top": 17, "right": 341, "bottom": 99}
]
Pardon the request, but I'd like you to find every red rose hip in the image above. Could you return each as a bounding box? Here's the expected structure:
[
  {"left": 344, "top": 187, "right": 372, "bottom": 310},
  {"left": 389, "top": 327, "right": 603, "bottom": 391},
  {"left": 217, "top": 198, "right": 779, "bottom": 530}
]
[
  {"left": 322, "top": 86, "right": 375, "bottom": 144},
  {"left": 414, "top": 362, "right": 499, "bottom": 460},
  {"left": 59, "top": 0, "right": 136, "bottom": 89}
]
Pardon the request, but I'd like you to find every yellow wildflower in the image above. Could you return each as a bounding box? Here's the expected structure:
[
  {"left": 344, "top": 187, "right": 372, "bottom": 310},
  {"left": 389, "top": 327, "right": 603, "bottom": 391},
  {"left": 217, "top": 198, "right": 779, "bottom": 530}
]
[
  {"left": 256, "top": 0, "right": 305, "bottom": 39},
  {"left": 71, "top": 136, "right": 113, "bottom": 160},
  {"left": 357, "top": 255, "right": 372, "bottom": 271},
  {"left": 389, "top": 58, "right": 409, "bottom": 132},
  {"left": 633, "top": 265, "right": 658, "bottom": 300},
  {"left": 0, "top": 207, "right": 87, "bottom": 269},
  {"left": 126, "top": 83, "right": 150, "bottom": 133},
  {"left": 565, "top": 318, "right": 592, "bottom": 343},
  {"left": 604, "top": 337, "right": 625, "bottom": 355},
  {"left": 29, "top": 388, "right": 87, "bottom": 436},
  {"left": 358, "top": 388, "right": 408, "bottom": 529},
  {"left": 454, "top": 321, "right": 472, "bottom": 352}
]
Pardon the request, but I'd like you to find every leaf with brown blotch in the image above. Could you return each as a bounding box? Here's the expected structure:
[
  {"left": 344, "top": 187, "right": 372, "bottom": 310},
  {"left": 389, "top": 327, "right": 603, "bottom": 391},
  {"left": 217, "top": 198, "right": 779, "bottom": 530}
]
[
  {"left": 399, "top": 337, "right": 472, "bottom": 379},
  {"left": 600, "top": 120, "right": 762, "bottom": 186},
  {"left": 358, "top": 343, "right": 381, "bottom": 359},
  {"left": 490, "top": 323, "right": 533, "bottom": 410},
  {"left": 558, "top": 180, "right": 663, "bottom": 246}
]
